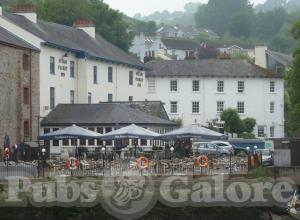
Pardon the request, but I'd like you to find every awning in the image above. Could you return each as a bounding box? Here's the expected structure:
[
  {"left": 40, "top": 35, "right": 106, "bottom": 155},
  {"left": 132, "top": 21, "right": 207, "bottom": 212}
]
[
  {"left": 38, "top": 124, "right": 102, "bottom": 140},
  {"left": 100, "top": 124, "right": 159, "bottom": 140},
  {"left": 157, "top": 124, "right": 227, "bottom": 140}
]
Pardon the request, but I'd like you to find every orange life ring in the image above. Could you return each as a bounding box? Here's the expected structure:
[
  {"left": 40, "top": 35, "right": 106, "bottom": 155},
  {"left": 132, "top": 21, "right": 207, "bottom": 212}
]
[
  {"left": 195, "top": 155, "right": 209, "bottom": 168},
  {"left": 136, "top": 156, "right": 149, "bottom": 169},
  {"left": 66, "top": 157, "right": 79, "bottom": 170}
]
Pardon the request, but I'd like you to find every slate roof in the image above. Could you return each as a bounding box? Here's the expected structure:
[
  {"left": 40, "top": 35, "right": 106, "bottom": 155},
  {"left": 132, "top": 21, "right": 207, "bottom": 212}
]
[
  {"left": 3, "top": 12, "right": 147, "bottom": 70},
  {"left": 0, "top": 26, "right": 39, "bottom": 51},
  {"left": 161, "top": 37, "right": 199, "bottom": 50},
  {"left": 41, "top": 103, "right": 175, "bottom": 127},
  {"left": 146, "top": 59, "right": 283, "bottom": 78},
  {"left": 266, "top": 50, "right": 293, "bottom": 67},
  {"left": 112, "top": 101, "right": 170, "bottom": 121}
]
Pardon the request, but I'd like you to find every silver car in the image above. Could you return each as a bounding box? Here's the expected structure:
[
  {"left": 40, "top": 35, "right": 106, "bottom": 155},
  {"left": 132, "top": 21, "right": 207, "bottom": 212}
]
[
  {"left": 211, "top": 141, "right": 234, "bottom": 154},
  {"left": 192, "top": 142, "right": 231, "bottom": 157}
]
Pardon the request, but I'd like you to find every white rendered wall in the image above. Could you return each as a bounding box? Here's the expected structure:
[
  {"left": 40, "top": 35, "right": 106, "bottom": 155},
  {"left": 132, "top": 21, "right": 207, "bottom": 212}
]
[{"left": 146, "top": 77, "right": 284, "bottom": 138}]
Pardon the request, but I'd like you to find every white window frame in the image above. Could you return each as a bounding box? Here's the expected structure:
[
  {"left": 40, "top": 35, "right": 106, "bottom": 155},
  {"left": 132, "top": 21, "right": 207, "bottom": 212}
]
[
  {"left": 170, "top": 80, "right": 178, "bottom": 92},
  {"left": 237, "top": 81, "right": 245, "bottom": 93},
  {"left": 258, "top": 126, "right": 265, "bottom": 137},
  {"left": 170, "top": 101, "right": 178, "bottom": 114},
  {"left": 270, "top": 81, "right": 275, "bottom": 93},
  {"left": 217, "top": 80, "right": 224, "bottom": 93},
  {"left": 88, "top": 92, "right": 92, "bottom": 104},
  {"left": 237, "top": 102, "right": 245, "bottom": 114},
  {"left": 192, "top": 80, "right": 200, "bottom": 92},
  {"left": 147, "top": 79, "right": 156, "bottom": 93},
  {"left": 70, "top": 90, "right": 75, "bottom": 104},
  {"left": 217, "top": 101, "right": 224, "bottom": 113},
  {"left": 270, "top": 126, "right": 275, "bottom": 138},
  {"left": 270, "top": 102, "right": 275, "bottom": 113},
  {"left": 192, "top": 101, "right": 200, "bottom": 114}
]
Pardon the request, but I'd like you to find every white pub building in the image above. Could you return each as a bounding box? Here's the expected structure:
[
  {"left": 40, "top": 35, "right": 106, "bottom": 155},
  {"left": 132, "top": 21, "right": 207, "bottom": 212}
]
[
  {"left": 146, "top": 59, "right": 285, "bottom": 138},
  {"left": 0, "top": 5, "right": 147, "bottom": 118}
]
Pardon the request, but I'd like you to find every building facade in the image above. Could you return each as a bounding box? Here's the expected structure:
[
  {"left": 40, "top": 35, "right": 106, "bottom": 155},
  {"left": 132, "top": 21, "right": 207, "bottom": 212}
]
[
  {"left": 145, "top": 59, "right": 285, "bottom": 138},
  {"left": 130, "top": 33, "right": 199, "bottom": 62},
  {"left": 0, "top": 6, "right": 147, "bottom": 119},
  {"left": 254, "top": 45, "right": 293, "bottom": 72},
  {"left": 40, "top": 102, "right": 175, "bottom": 155},
  {"left": 0, "top": 26, "right": 40, "bottom": 146}
]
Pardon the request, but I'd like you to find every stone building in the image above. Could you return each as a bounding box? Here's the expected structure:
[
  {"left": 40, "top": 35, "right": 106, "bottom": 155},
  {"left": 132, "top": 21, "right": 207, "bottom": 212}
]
[{"left": 0, "top": 26, "right": 40, "bottom": 147}]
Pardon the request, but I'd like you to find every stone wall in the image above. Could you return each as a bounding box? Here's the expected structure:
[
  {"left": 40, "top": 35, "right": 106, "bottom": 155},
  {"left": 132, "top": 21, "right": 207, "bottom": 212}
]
[{"left": 0, "top": 44, "right": 39, "bottom": 150}]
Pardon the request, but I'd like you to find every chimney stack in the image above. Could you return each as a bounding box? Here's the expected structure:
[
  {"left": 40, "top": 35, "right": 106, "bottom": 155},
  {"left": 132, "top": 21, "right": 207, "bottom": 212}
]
[
  {"left": 73, "top": 19, "right": 95, "bottom": 38},
  {"left": 12, "top": 4, "right": 37, "bottom": 23},
  {"left": 254, "top": 44, "right": 268, "bottom": 68}
]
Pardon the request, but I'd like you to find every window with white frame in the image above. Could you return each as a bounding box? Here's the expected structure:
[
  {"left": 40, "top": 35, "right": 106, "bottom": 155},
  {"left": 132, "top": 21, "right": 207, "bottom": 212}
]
[
  {"left": 170, "top": 80, "right": 177, "bottom": 92},
  {"left": 129, "top": 71, "right": 134, "bottom": 85},
  {"left": 88, "top": 92, "right": 92, "bottom": 104},
  {"left": 258, "top": 126, "right": 265, "bottom": 137},
  {"left": 129, "top": 96, "right": 133, "bottom": 102},
  {"left": 237, "top": 81, "right": 245, "bottom": 93},
  {"left": 50, "top": 56, "right": 55, "bottom": 74},
  {"left": 108, "top": 93, "right": 113, "bottom": 102},
  {"left": 93, "top": 66, "right": 98, "bottom": 84},
  {"left": 217, "top": 101, "right": 224, "bottom": 113},
  {"left": 192, "top": 102, "right": 200, "bottom": 113},
  {"left": 148, "top": 79, "right": 156, "bottom": 93},
  {"left": 70, "top": 90, "right": 75, "bottom": 104},
  {"left": 270, "top": 126, "right": 275, "bottom": 138},
  {"left": 192, "top": 80, "right": 200, "bottom": 92},
  {"left": 70, "top": 61, "right": 75, "bottom": 78},
  {"left": 170, "top": 101, "right": 178, "bottom": 113},
  {"left": 270, "top": 81, "right": 275, "bottom": 93},
  {"left": 270, "top": 102, "right": 275, "bottom": 113},
  {"left": 237, "top": 102, "right": 245, "bottom": 114},
  {"left": 217, "top": 80, "right": 224, "bottom": 92}
]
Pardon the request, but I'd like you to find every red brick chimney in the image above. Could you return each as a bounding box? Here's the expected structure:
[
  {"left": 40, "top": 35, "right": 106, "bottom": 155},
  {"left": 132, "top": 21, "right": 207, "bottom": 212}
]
[
  {"left": 12, "top": 4, "right": 37, "bottom": 23},
  {"left": 73, "top": 19, "right": 95, "bottom": 38}
]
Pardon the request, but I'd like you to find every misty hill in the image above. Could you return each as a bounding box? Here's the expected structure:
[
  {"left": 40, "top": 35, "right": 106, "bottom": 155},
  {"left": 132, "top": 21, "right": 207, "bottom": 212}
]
[
  {"left": 133, "top": 2, "right": 201, "bottom": 27},
  {"left": 255, "top": 0, "right": 300, "bottom": 13}
]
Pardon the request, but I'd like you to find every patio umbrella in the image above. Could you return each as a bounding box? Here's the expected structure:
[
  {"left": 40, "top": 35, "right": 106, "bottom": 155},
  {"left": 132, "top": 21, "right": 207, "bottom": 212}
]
[
  {"left": 100, "top": 124, "right": 159, "bottom": 140},
  {"left": 38, "top": 124, "right": 102, "bottom": 140},
  {"left": 157, "top": 124, "right": 227, "bottom": 140}
]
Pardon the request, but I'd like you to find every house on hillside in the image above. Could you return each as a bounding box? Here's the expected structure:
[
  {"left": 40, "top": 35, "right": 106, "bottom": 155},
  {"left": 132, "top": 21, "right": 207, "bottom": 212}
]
[
  {"left": 145, "top": 59, "right": 285, "bottom": 138},
  {"left": 130, "top": 33, "right": 199, "bottom": 62},
  {"left": 217, "top": 44, "right": 255, "bottom": 59},
  {"left": 255, "top": 45, "right": 293, "bottom": 72}
]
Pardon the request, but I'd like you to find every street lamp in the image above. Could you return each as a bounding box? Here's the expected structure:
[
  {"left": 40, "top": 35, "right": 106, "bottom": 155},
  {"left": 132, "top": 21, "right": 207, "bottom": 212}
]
[
  {"left": 101, "top": 147, "right": 106, "bottom": 176},
  {"left": 170, "top": 147, "right": 174, "bottom": 174},
  {"left": 41, "top": 148, "right": 46, "bottom": 177},
  {"left": 246, "top": 146, "right": 250, "bottom": 172}
]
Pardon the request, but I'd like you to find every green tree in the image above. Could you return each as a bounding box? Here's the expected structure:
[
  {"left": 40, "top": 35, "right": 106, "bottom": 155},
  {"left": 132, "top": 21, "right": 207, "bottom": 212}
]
[
  {"left": 220, "top": 108, "right": 244, "bottom": 137},
  {"left": 228, "top": 12, "right": 254, "bottom": 38},
  {"left": 4, "top": 0, "right": 132, "bottom": 51},
  {"left": 287, "top": 18, "right": 300, "bottom": 137},
  {"left": 242, "top": 117, "right": 256, "bottom": 133},
  {"left": 195, "top": 0, "right": 253, "bottom": 35},
  {"left": 255, "top": 8, "right": 288, "bottom": 39},
  {"left": 171, "top": 118, "right": 183, "bottom": 128}
]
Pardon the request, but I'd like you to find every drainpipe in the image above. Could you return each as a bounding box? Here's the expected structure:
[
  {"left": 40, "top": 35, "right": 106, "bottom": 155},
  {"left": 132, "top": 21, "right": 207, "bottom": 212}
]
[{"left": 29, "top": 50, "right": 33, "bottom": 141}]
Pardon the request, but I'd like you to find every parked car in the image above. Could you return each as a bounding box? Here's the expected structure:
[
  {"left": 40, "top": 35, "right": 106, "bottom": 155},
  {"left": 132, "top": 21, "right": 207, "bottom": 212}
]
[
  {"left": 211, "top": 141, "right": 234, "bottom": 154},
  {"left": 288, "top": 189, "right": 300, "bottom": 219},
  {"left": 260, "top": 149, "right": 274, "bottom": 166},
  {"left": 192, "top": 142, "right": 231, "bottom": 157}
]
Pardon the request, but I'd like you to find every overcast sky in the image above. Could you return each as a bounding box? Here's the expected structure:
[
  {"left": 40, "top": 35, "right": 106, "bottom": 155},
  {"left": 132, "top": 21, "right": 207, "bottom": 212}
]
[{"left": 103, "top": 0, "right": 267, "bottom": 17}]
